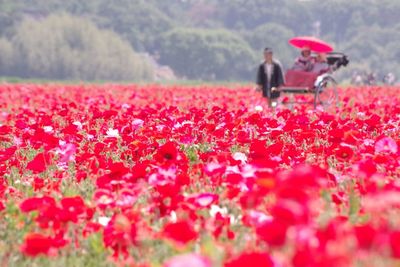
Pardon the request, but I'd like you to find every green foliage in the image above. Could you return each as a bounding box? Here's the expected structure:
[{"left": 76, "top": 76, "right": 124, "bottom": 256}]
[
  {"left": 3, "top": 14, "right": 153, "bottom": 81},
  {"left": 0, "top": 38, "right": 14, "bottom": 76},
  {"left": 158, "top": 28, "right": 256, "bottom": 80},
  {"left": 244, "top": 23, "right": 296, "bottom": 68},
  {"left": 92, "top": 0, "right": 174, "bottom": 52},
  {"left": 339, "top": 24, "right": 400, "bottom": 78},
  {"left": 212, "top": 0, "right": 311, "bottom": 33}
]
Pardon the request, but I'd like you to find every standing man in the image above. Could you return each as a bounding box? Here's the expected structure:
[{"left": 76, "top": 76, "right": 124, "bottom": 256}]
[{"left": 256, "top": 47, "right": 285, "bottom": 107}]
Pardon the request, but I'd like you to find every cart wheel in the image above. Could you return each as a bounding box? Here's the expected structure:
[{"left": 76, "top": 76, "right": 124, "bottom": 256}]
[{"left": 314, "top": 76, "right": 338, "bottom": 109}]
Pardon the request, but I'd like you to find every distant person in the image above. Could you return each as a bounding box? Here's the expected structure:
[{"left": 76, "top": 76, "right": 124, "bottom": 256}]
[
  {"left": 366, "top": 72, "right": 377, "bottom": 85},
  {"left": 256, "top": 47, "right": 284, "bottom": 107},
  {"left": 292, "top": 46, "right": 314, "bottom": 72},
  {"left": 351, "top": 71, "right": 363, "bottom": 85},
  {"left": 383, "top": 72, "right": 396, "bottom": 85}
]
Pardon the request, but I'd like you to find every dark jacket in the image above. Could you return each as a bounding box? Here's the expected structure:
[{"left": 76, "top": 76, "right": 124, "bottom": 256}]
[{"left": 256, "top": 61, "right": 284, "bottom": 99}]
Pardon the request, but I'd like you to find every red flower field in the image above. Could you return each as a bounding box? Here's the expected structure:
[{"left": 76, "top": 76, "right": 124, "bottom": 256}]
[{"left": 0, "top": 84, "right": 399, "bottom": 266}]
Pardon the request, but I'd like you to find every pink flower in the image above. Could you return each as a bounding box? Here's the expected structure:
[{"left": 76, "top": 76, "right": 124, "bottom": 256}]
[
  {"left": 164, "top": 254, "right": 211, "bottom": 267},
  {"left": 58, "top": 143, "right": 76, "bottom": 164},
  {"left": 191, "top": 193, "right": 219, "bottom": 208},
  {"left": 375, "top": 136, "right": 398, "bottom": 154}
]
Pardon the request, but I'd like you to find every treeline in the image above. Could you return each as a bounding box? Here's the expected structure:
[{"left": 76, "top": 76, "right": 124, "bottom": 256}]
[
  {"left": 0, "top": 14, "right": 153, "bottom": 81},
  {"left": 0, "top": 0, "right": 399, "bottom": 81}
]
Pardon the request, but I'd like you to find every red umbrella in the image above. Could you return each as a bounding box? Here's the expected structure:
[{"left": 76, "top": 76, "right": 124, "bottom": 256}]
[{"left": 289, "top": 36, "right": 333, "bottom": 53}]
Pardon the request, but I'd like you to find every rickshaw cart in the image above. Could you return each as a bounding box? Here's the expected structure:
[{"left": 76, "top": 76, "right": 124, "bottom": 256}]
[{"left": 274, "top": 52, "right": 349, "bottom": 109}]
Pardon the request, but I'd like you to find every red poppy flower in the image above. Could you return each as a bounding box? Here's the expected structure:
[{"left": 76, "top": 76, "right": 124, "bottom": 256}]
[
  {"left": 26, "top": 152, "right": 52, "bottom": 174},
  {"left": 390, "top": 231, "right": 400, "bottom": 258},
  {"left": 271, "top": 199, "right": 309, "bottom": 226},
  {"left": 103, "top": 213, "right": 138, "bottom": 258},
  {"left": 154, "top": 141, "right": 179, "bottom": 162},
  {"left": 249, "top": 140, "right": 267, "bottom": 160},
  {"left": 162, "top": 220, "right": 198, "bottom": 245},
  {"left": 0, "top": 125, "right": 12, "bottom": 135},
  {"left": 278, "top": 164, "right": 327, "bottom": 190},
  {"left": 20, "top": 233, "right": 54, "bottom": 257},
  {"left": 59, "top": 196, "right": 87, "bottom": 223},
  {"left": 0, "top": 146, "right": 17, "bottom": 162},
  {"left": 357, "top": 159, "right": 377, "bottom": 177},
  {"left": 20, "top": 196, "right": 56, "bottom": 213},
  {"left": 292, "top": 246, "right": 316, "bottom": 267},
  {"left": 96, "top": 161, "right": 130, "bottom": 189},
  {"left": 33, "top": 177, "right": 45, "bottom": 191},
  {"left": 365, "top": 114, "right": 381, "bottom": 128},
  {"left": 334, "top": 145, "right": 354, "bottom": 161},
  {"left": 256, "top": 219, "right": 288, "bottom": 246},
  {"left": 354, "top": 224, "right": 377, "bottom": 249},
  {"left": 224, "top": 252, "right": 274, "bottom": 267}
]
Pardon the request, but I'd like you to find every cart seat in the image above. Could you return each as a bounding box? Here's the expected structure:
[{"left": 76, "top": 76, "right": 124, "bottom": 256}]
[{"left": 284, "top": 70, "right": 319, "bottom": 89}]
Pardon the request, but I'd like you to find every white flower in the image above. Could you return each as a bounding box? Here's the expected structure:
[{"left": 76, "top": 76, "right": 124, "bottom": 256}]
[
  {"left": 233, "top": 152, "right": 247, "bottom": 164},
  {"left": 248, "top": 210, "right": 272, "bottom": 225},
  {"left": 98, "top": 216, "right": 111, "bottom": 226},
  {"left": 241, "top": 164, "right": 257, "bottom": 178},
  {"left": 156, "top": 125, "right": 165, "bottom": 131},
  {"left": 43, "top": 126, "right": 53, "bottom": 133},
  {"left": 209, "top": 204, "right": 228, "bottom": 217},
  {"left": 254, "top": 105, "right": 263, "bottom": 112},
  {"left": 106, "top": 128, "right": 119, "bottom": 138},
  {"left": 59, "top": 140, "right": 67, "bottom": 146},
  {"left": 182, "top": 121, "right": 194, "bottom": 126},
  {"left": 205, "top": 162, "right": 222, "bottom": 172},
  {"left": 173, "top": 122, "right": 182, "bottom": 129},
  {"left": 170, "top": 211, "right": 177, "bottom": 223},
  {"left": 215, "top": 123, "right": 226, "bottom": 130},
  {"left": 226, "top": 165, "right": 240, "bottom": 174},
  {"left": 13, "top": 136, "right": 22, "bottom": 146},
  {"left": 73, "top": 121, "right": 83, "bottom": 130}
]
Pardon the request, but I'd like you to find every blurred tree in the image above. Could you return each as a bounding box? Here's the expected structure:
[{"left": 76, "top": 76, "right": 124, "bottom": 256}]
[
  {"left": 243, "top": 23, "right": 296, "bottom": 68},
  {"left": 341, "top": 24, "right": 400, "bottom": 78},
  {"left": 213, "top": 0, "right": 311, "bottom": 34},
  {"left": 93, "top": 0, "right": 174, "bottom": 52},
  {"left": 0, "top": 1, "right": 20, "bottom": 36},
  {"left": 158, "top": 28, "right": 256, "bottom": 80},
  {"left": 0, "top": 38, "right": 14, "bottom": 75},
  {"left": 10, "top": 14, "right": 153, "bottom": 81}
]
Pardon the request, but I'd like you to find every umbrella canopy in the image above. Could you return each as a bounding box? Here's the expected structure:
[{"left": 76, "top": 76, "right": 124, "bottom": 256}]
[{"left": 289, "top": 36, "right": 333, "bottom": 53}]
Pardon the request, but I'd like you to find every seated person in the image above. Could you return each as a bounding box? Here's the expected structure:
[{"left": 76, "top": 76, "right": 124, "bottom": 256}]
[
  {"left": 292, "top": 46, "right": 314, "bottom": 72},
  {"left": 311, "top": 53, "right": 330, "bottom": 75}
]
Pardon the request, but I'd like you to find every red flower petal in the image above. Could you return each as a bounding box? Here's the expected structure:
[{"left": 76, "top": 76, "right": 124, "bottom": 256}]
[
  {"left": 224, "top": 252, "right": 274, "bottom": 267},
  {"left": 20, "top": 233, "right": 53, "bottom": 257},
  {"left": 26, "top": 152, "right": 52, "bottom": 174},
  {"left": 162, "top": 220, "right": 198, "bottom": 245}
]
